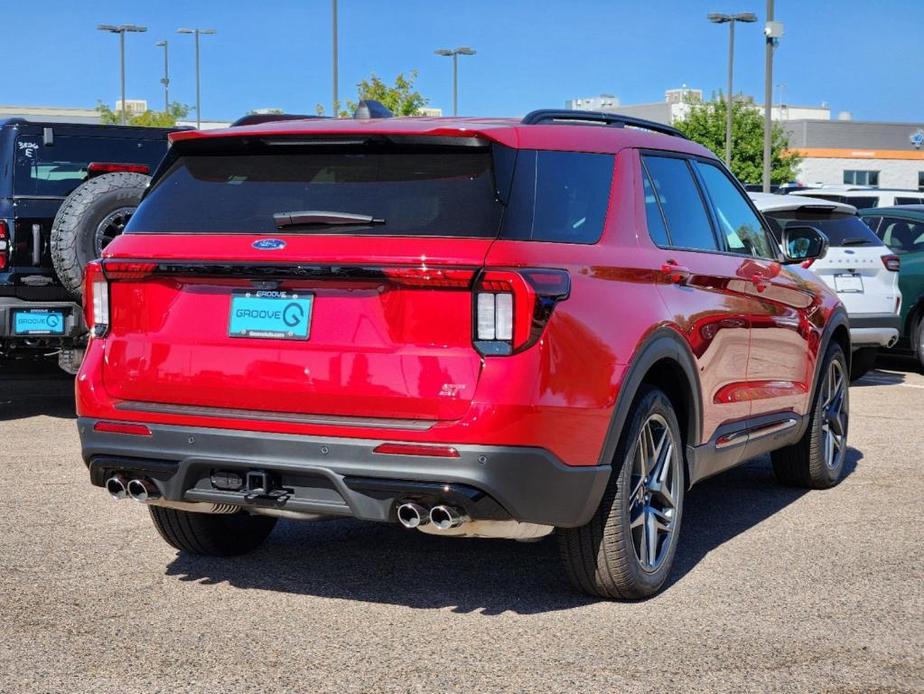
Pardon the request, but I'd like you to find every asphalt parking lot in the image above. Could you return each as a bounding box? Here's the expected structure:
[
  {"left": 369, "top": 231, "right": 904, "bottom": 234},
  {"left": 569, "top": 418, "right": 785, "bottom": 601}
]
[{"left": 0, "top": 358, "right": 921, "bottom": 692}]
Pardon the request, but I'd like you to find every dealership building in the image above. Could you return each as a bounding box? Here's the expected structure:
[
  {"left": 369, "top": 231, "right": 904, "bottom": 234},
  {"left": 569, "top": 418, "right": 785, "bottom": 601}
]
[{"left": 568, "top": 89, "right": 924, "bottom": 190}]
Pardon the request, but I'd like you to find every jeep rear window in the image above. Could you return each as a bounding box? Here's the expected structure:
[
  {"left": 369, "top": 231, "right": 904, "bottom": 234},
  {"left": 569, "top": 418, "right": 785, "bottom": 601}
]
[
  {"left": 764, "top": 210, "right": 883, "bottom": 247},
  {"left": 127, "top": 144, "right": 504, "bottom": 237},
  {"left": 13, "top": 134, "right": 165, "bottom": 197},
  {"left": 127, "top": 141, "right": 614, "bottom": 243}
]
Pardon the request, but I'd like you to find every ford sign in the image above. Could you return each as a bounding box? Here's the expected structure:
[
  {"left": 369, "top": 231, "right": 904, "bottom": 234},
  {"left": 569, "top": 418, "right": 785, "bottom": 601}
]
[{"left": 252, "top": 239, "right": 287, "bottom": 251}]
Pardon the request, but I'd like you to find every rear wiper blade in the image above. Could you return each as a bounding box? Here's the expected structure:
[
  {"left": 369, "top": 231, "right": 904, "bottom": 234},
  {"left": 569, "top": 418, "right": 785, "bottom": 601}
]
[
  {"left": 840, "top": 237, "right": 870, "bottom": 246},
  {"left": 273, "top": 210, "right": 385, "bottom": 228}
]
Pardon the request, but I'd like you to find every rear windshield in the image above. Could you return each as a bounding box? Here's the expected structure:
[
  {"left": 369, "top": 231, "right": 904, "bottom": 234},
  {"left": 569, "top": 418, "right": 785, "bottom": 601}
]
[
  {"left": 126, "top": 140, "right": 614, "bottom": 243},
  {"left": 764, "top": 209, "right": 883, "bottom": 247},
  {"left": 13, "top": 134, "right": 167, "bottom": 197}
]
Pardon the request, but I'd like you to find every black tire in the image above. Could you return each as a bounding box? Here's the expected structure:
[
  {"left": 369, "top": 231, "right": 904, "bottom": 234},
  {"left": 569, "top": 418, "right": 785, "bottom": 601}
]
[
  {"left": 559, "top": 386, "right": 685, "bottom": 600},
  {"left": 50, "top": 172, "right": 150, "bottom": 296},
  {"left": 149, "top": 507, "right": 277, "bottom": 556},
  {"left": 771, "top": 342, "right": 849, "bottom": 489},
  {"left": 916, "top": 317, "right": 924, "bottom": 373},
  {"left": 849, "top": 346, "right": 877, "bottom": 381}
]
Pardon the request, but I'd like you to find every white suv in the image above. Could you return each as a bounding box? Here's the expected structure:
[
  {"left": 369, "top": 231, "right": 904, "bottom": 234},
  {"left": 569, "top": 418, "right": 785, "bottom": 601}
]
[
  {"left": 751, "top": 193, "right": 902, "bottom": 379},
  {"left": 796, "top": 186, "right": 924, "bottom": 209}
]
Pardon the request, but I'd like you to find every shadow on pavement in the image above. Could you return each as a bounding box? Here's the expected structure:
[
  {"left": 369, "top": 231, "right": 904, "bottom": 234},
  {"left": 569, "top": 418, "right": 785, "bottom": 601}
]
[
  {"left": 0, "top": 359, "right": 75, "bottom": 421},
  {"left": 163, "top": 448, "right": 862, "bottom": 613}
]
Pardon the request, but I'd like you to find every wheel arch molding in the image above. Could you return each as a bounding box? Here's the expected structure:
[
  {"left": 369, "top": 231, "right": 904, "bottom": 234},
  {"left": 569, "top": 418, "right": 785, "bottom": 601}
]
[{"left": 596, "top": 327, "right": 704, "bottom": 478}]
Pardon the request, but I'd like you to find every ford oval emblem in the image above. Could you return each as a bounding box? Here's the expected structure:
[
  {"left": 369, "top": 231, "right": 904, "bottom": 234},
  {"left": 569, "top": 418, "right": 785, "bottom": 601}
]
[{"left": 253, "top": 238, "right": 286, "bottom": 250}]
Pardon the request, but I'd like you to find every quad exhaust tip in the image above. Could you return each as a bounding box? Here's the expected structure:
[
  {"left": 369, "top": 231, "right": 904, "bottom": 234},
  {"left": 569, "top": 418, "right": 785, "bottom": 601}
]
[
  {"left": 396, "top": 502, "right": 430, "bottom": 529},
  {"left": 126, "top": 478, "right": 161, "bottom": 502},
  {"left": 105, "top": 474, "right": 128, "bottom": 500}
]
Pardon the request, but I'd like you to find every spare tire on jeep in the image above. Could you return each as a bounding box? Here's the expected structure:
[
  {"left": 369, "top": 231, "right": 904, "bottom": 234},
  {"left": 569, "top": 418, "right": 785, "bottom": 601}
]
[{"left": 50, "top": 171, "right": 150, "bottom": 296}]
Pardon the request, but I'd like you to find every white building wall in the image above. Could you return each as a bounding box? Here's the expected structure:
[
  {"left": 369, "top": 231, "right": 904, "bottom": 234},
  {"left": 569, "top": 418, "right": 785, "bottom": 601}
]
[{"left": 797, "top": 156, "right": 924, "bottom": 189}]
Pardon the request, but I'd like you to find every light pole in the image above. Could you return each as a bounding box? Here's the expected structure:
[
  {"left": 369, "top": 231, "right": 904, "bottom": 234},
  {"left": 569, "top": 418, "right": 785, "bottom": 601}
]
[
  {"left": 156, "top": 40, "right": 169, "bottom": 113},
  {"left": 177, "top": 28, "right": 216, "bottom": 129},
  {"left": 332, "top": 0, "right": 338, "bottom": 117},
  {"left": 97, "top": 24, "right": 148, "bottom": 125},
  {"left": 707, "top": 12, "right": 757, "bottom": 167},
  {"left": 434, "top": 47, "right": 476, "bottom": 116},
  {"left": 763, "top": 2, "right": 784, "bottom": 192}
]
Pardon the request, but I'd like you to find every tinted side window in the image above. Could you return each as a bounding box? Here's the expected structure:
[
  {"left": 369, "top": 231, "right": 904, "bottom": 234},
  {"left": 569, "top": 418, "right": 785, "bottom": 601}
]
[
  {"left": 501, "top": 150, "right": 614, "bottom": 244},
  {"left": 847, "top": 196, "right": 879, "bottom": 209},
  {"left": 879, "top": 217, "right": 924, "bottom": 254},
  {"left": 694, "top": 161, "right": 778, "bottom": 258},
  {"left": 862, "top": 216, "right": 882, "bottom": 233},
  {"left": 642, "top": 156, "right": 717, "bottom": 251},
  {"left": 895, "top": 197, "right": 924, "bottom": 205},
  {"left": 641, "top": 162, "right": 669, "bottom": 246}
]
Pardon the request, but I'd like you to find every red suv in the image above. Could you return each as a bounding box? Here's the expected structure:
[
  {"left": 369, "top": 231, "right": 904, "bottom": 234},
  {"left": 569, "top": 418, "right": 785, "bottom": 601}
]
[{"left": 76, "top": 109, "right": 849, "bottom": 599}]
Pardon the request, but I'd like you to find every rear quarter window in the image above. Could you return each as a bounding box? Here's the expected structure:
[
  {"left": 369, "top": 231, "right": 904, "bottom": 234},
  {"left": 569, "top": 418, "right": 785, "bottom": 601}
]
[{"left": 499, "top": 150, "right": 613, "bottom": 244}]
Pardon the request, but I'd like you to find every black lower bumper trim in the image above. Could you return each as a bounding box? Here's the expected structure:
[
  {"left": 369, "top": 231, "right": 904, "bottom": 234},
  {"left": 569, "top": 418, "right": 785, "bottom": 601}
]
[
  {"left": 849, "top": 313, "right": 901, "bottom": 330},
  {"left": 79, "top": 419, "right": 610, "bottom": 528}
]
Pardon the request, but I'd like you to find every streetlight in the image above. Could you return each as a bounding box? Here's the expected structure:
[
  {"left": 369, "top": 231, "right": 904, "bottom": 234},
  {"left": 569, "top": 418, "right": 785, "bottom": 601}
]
[
  {"left": 97, "top": 24, "right": 148, "bottom": 125},
  {"left": 177, "top": 28, "right": 217, "bottom": 129},
  {"left": 155, "top": 40, "right": 169, "bottom": 113},
  {"left": 707, "top": 12, "right": 757, "bottom": 167},
  {"left": 332, "top": 0, "right": 338, "bottom": 117},
  {"left": 434, "top": 47, "right": 476, "bottom": 116}
]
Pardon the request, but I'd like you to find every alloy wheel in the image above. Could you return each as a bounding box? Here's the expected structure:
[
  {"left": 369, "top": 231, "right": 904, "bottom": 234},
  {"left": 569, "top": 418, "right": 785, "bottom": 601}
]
[
  {"left": 94, "top": 207, "right": 135, "bottom": 256},
  {"left": 820, "top": 358, "right": 848, "bottom": 470},
  {"left": 628, "top": 413, "right": 681, "bottom": 572}
]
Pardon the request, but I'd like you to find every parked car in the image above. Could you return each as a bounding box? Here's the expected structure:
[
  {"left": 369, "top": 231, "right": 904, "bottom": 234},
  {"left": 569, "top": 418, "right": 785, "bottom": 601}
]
[
  {"left": 797, "top": 186, "right": 924, "bottom": 209},
  {"left": 0, "top": 119, "right": 175, "bottom": 372},
  {"left": 751, "top": 193, "right": 902, "bottom": 379},
  {"left": 77, "top": 108, "right": 849, "bottom": 600},
  {"left": 858, "top": 205, "right": 924, "bottom": 368}
]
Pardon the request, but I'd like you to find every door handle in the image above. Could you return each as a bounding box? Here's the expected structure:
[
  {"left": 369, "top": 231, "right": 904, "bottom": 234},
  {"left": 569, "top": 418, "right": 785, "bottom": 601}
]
[{"left": 661, "top": 260, "right": 691, "bottom": 285}]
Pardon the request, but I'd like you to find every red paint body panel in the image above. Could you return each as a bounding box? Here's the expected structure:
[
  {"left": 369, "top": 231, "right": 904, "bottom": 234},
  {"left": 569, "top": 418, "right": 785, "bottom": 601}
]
[{"left": 77, "top": 118, "right": 844, "bottom": 472}]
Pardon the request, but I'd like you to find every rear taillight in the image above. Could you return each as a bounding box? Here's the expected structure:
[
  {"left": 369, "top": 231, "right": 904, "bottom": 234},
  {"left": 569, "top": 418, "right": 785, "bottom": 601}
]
[
  {"left": 473, "top": 268, "right": 570, "bottom": 356},
  {"left": 881, "top": 254, "right": 901, "bottom": 272},
  {"left": 84, "top": 261, "right": 109, "bottom": 337},
  {"left": 0, "top": 220, "right": 9, "bottom": 271},
  {"left": 84, "top": 261, "right": 158, "bottom": 337}
]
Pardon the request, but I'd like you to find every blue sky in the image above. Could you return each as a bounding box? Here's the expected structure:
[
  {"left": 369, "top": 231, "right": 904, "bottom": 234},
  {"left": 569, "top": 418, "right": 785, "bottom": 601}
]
[{"left": 6, "top": 0, "right": 921, "bottom": 123}]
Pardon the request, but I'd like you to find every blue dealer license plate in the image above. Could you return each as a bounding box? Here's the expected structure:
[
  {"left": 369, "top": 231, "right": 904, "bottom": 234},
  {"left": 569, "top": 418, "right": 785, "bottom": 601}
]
[
  {"left": 13, "top": 309, "right": 65, "bottom": 335},
  {"left": 228, "top": 291, "right": 313, "bottom": 340}
]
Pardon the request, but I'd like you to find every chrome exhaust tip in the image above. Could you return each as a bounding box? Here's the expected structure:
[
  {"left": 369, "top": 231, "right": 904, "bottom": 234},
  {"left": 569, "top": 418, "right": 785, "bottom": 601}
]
[
  {"left": 396, "top": 502, "right": 430, "bottom": 529},
  {"left": 429, "top": 505, "right": 466, "bottom": 530},
  {"left": 126, "top": 478, "right": 161, "bottom": 502},
  {"left": 105, "top": 474, "right": 128, "bottom": 500}
]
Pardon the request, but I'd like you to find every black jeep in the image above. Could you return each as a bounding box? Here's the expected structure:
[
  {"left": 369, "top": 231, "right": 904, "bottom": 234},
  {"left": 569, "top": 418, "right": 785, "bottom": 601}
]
[{"left": 0, "top": 119, "right": 174, "bottom": 372}]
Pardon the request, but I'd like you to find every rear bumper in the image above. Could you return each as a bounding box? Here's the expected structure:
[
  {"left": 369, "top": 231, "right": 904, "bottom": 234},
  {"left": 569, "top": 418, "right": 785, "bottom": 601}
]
[
  {"left": 0, "top": 296, "right": 85, "bottom": 344},
  {"left": 78, "top": 418, "right": 611, "bottom": 528},
  {"left": 849, "top": 313, "right": 901, "bottom": 348}
]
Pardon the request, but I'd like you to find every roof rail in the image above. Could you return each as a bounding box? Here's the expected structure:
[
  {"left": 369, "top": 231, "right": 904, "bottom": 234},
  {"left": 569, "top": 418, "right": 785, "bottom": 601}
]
[{"left": 521, "top": 109, "right": 687, "bottom": 139}]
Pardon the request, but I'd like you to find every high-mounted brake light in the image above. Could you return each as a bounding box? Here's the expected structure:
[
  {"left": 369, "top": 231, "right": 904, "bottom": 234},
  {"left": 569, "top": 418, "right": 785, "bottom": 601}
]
[
  {"left": 0, "top": 220, "right": 8, "bottom": 271},
  {"left": 87, "top": 162, "right": 151, "bottom": 176},
  {"left": 881, "top": 254, "right": 901, "bottom": 272},
  {"left": 473, "top": 268, "right": 571, "bottom": 356}
]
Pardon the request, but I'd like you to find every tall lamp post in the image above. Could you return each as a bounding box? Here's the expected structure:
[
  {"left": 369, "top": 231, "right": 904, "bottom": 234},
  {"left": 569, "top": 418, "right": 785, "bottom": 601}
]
[
  {"left": 97, "top": 24, "right": 148, "bottom": 125},
  {"left": 155, "top": 40, "right": 169, "bottom": 113},
  {"left": 176, "top": 28, "right": 216, "bottom": 129},
  {"left": 707, "top": 12, "right": 757, "bottom": 167},
  {"left": 434, "top": 47, "right": 476, "bottom": 116},
  {"left": 763, "top": 2, "right": 784, "bottom": 192},
  {"left": 332, "top": 0, "right": 338, "bottom": 117}
]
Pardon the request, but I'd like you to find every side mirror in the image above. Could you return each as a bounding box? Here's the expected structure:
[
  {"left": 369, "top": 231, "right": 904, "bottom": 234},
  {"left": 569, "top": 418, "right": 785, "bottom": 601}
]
[{"left": 781, "top": 225, "right": 829, "bottom": 264}]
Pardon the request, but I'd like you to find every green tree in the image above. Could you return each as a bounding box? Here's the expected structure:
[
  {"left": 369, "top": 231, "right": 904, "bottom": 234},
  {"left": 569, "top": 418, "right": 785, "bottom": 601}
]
[
  {"left": 96, "top": 101, "right": 191, "bottom": 127},
  {"left": 675, "top": 96, "right": 801, "bottom": 185},
  {"left": 316, "top": 70, "right": 428, "bottom": 118}
]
